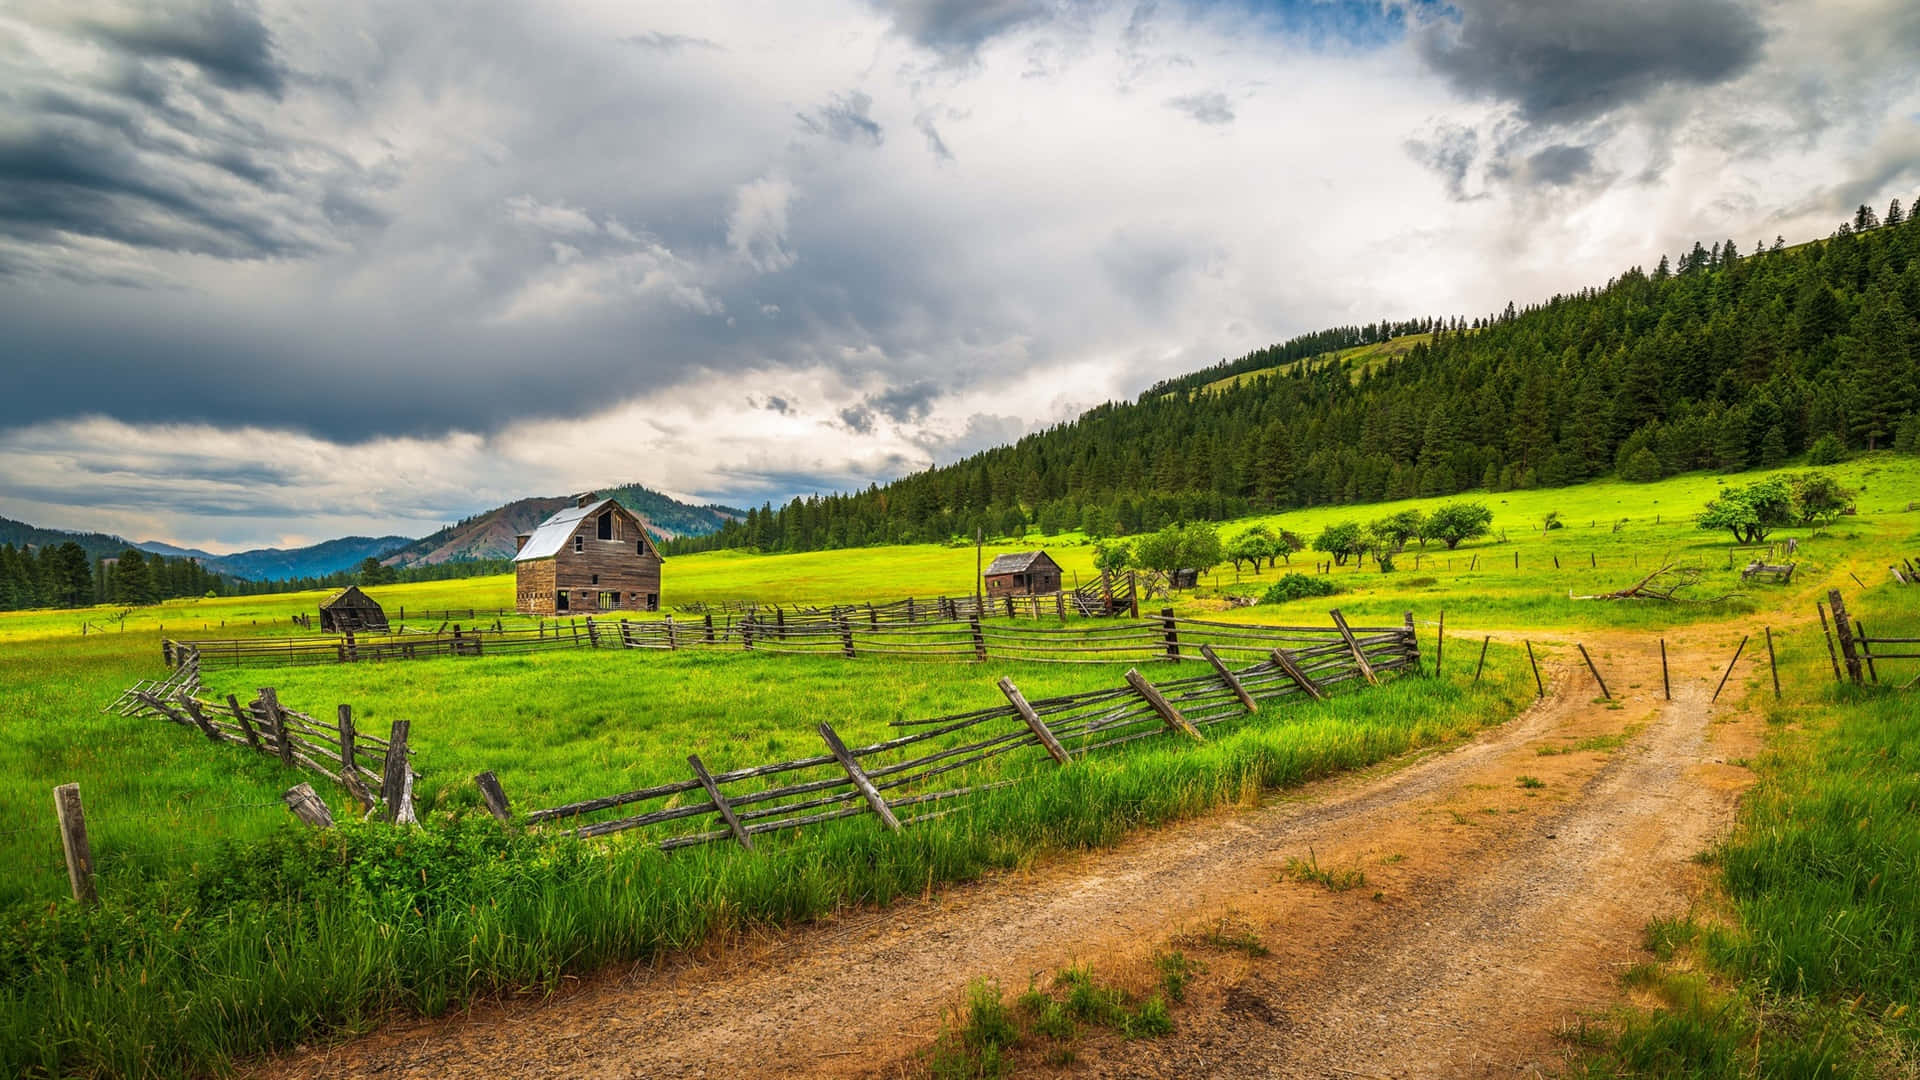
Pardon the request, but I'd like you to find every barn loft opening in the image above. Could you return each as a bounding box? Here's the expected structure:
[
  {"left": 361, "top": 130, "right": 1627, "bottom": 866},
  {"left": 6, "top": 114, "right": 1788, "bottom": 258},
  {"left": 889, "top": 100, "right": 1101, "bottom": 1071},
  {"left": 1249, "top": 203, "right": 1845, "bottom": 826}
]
[{"left": 598, "top": 511, "right": 613, "bottom": 540}]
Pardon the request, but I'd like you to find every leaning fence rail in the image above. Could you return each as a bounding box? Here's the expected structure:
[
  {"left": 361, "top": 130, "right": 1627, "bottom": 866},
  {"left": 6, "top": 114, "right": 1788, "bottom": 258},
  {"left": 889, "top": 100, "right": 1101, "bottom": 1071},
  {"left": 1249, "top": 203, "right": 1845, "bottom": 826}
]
[{"left": 517, "top": 610, "right": 1417, "bottom": 851}]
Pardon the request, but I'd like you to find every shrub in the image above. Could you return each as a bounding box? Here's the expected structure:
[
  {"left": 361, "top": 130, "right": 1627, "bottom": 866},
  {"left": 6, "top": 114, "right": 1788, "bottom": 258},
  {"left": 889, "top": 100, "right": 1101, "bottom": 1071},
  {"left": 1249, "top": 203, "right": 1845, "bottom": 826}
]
[
  {"left": 1621, "top": 447, "right": 1663, "bottom": 482},
  {"left": 1260, "top": 574, "right": 1339, "bottom": 604},
  {"left": 1807, "top": 433, "right": 1845, "bottom": 465}
]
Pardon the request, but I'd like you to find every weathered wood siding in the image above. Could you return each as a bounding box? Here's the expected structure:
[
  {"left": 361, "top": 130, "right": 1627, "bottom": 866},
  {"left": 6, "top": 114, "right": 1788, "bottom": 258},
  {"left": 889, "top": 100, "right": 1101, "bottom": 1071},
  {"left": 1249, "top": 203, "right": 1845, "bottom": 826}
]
[{"left": 516, "top": 505, "right": 663, "bottom": 616}]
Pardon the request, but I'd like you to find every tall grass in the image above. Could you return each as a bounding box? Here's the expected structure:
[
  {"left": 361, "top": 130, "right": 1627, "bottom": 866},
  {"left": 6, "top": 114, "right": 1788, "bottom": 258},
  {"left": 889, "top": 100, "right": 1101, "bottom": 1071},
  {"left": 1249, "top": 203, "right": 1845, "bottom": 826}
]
[{"left": 0, "top": 664, "right": 1525, "bottom": 1078}]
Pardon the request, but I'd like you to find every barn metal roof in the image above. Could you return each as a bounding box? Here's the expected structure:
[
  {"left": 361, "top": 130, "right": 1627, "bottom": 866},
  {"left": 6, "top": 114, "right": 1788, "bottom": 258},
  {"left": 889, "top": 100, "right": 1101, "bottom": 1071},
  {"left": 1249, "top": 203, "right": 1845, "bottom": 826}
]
[
  {"left": 985, "top": 550, "right": 1057, "bottom": 575},
  {"left": 514, "top": 498, "right": 616, "bottom": 562}
]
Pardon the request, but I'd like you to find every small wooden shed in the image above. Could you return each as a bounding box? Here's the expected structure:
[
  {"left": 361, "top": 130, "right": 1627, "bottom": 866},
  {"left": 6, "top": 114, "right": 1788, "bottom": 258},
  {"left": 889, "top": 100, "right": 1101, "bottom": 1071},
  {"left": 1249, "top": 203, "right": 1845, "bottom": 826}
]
[
  {"left": 984, "top": 551, "right": 1063, "bottom": 597},
  {"left": 318, "top": 586, "right": 388, "bottom": 632}
]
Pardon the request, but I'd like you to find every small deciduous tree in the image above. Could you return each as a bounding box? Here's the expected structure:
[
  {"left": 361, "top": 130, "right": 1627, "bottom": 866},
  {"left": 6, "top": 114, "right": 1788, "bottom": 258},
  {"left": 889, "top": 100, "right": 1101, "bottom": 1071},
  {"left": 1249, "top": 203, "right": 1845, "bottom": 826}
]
[
  {"left": 1312, "top": 521, "right": 1366, "bottom": 566},
  {"left": 1225, "top": 526, "right": 1277, "bottom": 572},
  {"left": 1789, "top": 472, "right": 1855, "bottom": 526},
  {"left": 1092, "top": 540, "right": 1132, "bottom": 574},
  {"left": 1424, "top": 502, "right": 1493, "bottom": 549},
  {"left": 1697, "top": 477, "right": 1795, "bottom": 543}
]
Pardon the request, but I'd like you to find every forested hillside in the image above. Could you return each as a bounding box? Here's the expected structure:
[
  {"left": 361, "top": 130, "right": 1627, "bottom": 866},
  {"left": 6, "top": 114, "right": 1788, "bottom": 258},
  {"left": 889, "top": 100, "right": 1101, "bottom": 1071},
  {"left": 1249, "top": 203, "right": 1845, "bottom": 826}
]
[{"left": 670, "top": 203, "right": 1920, "bottom": 556}]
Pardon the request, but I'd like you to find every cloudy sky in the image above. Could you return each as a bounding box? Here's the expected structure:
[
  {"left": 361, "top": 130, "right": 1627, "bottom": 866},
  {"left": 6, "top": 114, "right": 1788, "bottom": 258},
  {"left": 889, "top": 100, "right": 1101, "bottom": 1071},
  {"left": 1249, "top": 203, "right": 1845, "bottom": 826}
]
[{"left": 1, "top": 0, "right": 1916, "bottom": 551}]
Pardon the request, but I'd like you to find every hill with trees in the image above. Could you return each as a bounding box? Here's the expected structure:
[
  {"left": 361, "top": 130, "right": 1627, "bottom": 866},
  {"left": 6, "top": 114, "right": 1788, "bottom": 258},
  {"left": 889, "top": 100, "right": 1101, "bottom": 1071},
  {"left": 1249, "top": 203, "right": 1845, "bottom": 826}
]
[{"left": 668, "top": 202, "right": 1920, "bottom": 557}]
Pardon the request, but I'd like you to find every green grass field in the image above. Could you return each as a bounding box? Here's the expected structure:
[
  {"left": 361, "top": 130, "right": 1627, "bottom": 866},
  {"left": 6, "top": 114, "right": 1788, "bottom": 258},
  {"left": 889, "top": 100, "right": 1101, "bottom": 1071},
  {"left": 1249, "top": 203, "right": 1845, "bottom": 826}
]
[
  {"left": 0, "top": 455, "right": 1916, "bottom": 1076},
  {"left": 1199, "top": 332, "right": 1436, "bottom": 394}
]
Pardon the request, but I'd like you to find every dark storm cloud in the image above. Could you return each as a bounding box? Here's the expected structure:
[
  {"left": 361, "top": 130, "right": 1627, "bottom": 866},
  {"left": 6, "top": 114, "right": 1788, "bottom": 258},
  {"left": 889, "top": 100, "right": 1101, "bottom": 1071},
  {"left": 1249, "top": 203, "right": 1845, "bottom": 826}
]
[
  {"left": 1165, "top": 91, "right": 1233, "bottom": 125},
  {"left": 867, "top": 0, "right": 1052, "bottom": 58},
  {"left": 1524, "top": 143, "right": 1595, "bottom": 186},
  {"left": 798, "top": 91, "right": 884, "bottom": 145},
  {"left": 69, "top": 0, "right": 286, "bottom": 97},
  {"left": 1414, "top": 0, "right": 1768, "bottom": 127},
  {"left": 868, "top": 381, "right": 940, "bottom": 423},
  {"left": 915, "top": 113, "right": 955, "bottom": 161},
  {"left": 837, "top": 405, "right": 877, "bottom": 434},
  {"left": 1404, "top": 122, "right": 1480, "bottom": 201}
]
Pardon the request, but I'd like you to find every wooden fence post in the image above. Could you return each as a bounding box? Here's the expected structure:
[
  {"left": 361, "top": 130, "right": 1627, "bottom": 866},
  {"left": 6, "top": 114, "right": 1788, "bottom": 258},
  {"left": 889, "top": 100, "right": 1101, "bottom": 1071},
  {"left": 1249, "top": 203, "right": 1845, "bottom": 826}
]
[
  {"left": 1128, "top": 571, "right": 1140, "bottom": 619},
  {"left": 1473, "top": 635, "right": 1491, "bottom": 683},
  {"left": 705, "top": 613, "right": 716, "bottom": 643},
  {"left": 1434, "top": 609, "right": 1444, "bottom": 677},
  {"left": 259, "top": 687, "right": 293, "bottom": 766},
  {"left": 226, "top": 693, "right": 261, "bottom": 751},
  {"left": 53, "top": 783, "right": 96, "bottom": 904},
  {"left": 1660, "top": 639, "right": 1670, "bottom": 700},
  {"left": 475, "top": 771, "right": 512, "bottom": 822},
  {"left": 1270, "top": 646, "right": 1327, "bottom": 701},
  {"left": 1575, "top": 643, "right": 1611, "bottom": 700},
  {"left": 1828, "top": 590, "right": 1863, "bottom": 683},
  {"left": 818, "top": 722, "right": 903, "bottom": 831},
  {"left": 585, "top": 617, "right": 600, "bottom": 647},
  {"left": 337, "top": 704, "right": 357, "bottom": 780},
  {"left": 382, "top": 720, "right": 416, "bottom": 825},
  {"left": 1815, "top": 601, "right": 1843, "bottom": 682},
  {"left": 1160, "top": 608, "right": 1180, "bottom": 660},
  {"left": 665, "top": 615, "right": 678, "bottom": 651},
  {"left": 1525, "top": 641, "right": 1544, "bottom": 697},
  {"left": 970, "top": 613, "right": 986, "bottom": 661},
  {"left": 1855, "top": 620, "right": 1879, "bottom": 683},
  {"left": 1327, "top": 609, "right": 1378, "bottom": 685},
  {"left": 282, "top": 783, "right": 334, "bottom": 828},
  {"left": 1764, "top": 627, "right": 1780, "bottom": 698},
  {"left": 839, "top": 617, "right": 856, "bottom": 659},
  {"left": 1124, "top": 668, "right": 1203, "bottom": 741},
  {"left": 742, "top": 615, "right": 755, "bottom": 650},
  {"left": 687, "top": 754, "right": 753, "bottom": 850},
  {"left": 1200, "top": 644, "right": 1256, "bottom": 713},
  {"left": 1712, "top": 636, "right": 1750, "bottom": 703},
  {"left": 997, "top": 677, "right": 1071, "bottom": 764}
]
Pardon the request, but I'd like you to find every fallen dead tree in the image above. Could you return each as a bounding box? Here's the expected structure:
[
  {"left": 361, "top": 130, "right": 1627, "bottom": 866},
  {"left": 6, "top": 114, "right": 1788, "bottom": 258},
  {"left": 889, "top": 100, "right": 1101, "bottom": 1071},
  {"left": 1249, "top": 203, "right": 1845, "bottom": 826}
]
[{"left": 1571, "top": 562, "right": 1741, "bottom": 603}]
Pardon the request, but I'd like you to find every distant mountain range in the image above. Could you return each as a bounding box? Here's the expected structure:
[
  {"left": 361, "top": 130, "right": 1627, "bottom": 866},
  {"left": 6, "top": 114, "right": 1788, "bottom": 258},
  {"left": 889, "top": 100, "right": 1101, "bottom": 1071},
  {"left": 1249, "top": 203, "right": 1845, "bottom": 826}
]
[
  {"left": 0, "top": 484, "right": 741, "bottom": 582},
  {"left": 380, "top": 484, "right": 741, "bottom": 568}
]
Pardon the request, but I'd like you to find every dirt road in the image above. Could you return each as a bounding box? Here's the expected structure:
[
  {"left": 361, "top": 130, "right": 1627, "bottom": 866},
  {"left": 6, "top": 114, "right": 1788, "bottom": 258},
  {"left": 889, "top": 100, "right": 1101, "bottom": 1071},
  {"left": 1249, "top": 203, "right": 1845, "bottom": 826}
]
[{"left": 259, "top": 627, "right": 1762, "bottom": 1079}]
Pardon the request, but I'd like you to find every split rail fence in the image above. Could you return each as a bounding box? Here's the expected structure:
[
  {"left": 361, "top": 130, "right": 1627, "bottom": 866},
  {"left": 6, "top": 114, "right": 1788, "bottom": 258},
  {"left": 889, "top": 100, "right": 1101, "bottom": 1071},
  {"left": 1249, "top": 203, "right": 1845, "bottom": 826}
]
[
  {"left": 1819, "top": 589, "right": 1920, "bottom": 686},
  {"left": 520, "top": 611, "right": 1417, "bottom": 851}
]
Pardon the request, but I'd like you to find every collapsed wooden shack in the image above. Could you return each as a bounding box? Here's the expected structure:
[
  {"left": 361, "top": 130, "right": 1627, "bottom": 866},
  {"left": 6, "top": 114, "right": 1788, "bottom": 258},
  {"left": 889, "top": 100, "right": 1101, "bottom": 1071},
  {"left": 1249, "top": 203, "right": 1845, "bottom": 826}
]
[{"left": 318, "top": 586, "right": 388, "bottom": 632}]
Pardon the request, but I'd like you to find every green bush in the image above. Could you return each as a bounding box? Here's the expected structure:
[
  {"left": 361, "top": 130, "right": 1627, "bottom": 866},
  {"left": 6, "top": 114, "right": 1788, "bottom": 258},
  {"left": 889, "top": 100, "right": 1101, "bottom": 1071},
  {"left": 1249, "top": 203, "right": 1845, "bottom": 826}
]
[{"left": 1259, "top": 573, "right": 1340, "bottom": 603}]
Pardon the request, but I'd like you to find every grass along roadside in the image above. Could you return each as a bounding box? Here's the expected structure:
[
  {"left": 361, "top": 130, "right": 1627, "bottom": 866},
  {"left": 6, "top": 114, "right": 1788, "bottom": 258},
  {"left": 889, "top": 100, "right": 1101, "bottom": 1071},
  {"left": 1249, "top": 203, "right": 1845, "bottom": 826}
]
[
  {"left": 0, "top": 654, "right": 1529, "bottom": 1079},
  {"left": 1572, "top": 583, "right": 1920, "bottom": 1077}
]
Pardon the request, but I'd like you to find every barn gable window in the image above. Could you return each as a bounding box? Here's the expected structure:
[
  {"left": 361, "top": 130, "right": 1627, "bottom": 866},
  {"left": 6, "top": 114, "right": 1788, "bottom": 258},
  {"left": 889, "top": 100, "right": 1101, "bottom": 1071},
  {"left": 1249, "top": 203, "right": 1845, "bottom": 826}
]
[
  {"left": 637, "top": 539, "right": 645, "bottom": 555},
  {"left": 573, "top": 536, "right": 583, "bottom": 553},
  {"left": 598, "top": 511, "right": 613, "bottom": 540}
]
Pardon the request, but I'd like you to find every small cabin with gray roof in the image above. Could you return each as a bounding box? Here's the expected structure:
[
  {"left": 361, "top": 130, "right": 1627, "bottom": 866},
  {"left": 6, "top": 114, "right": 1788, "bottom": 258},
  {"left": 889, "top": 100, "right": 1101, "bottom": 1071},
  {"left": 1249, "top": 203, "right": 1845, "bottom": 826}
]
[
  {"left": 983, "top": 550, "right": 1063, "bottom": 597},
  {"left": 514, "top": 493, "right": 664, "bottom": 616}
]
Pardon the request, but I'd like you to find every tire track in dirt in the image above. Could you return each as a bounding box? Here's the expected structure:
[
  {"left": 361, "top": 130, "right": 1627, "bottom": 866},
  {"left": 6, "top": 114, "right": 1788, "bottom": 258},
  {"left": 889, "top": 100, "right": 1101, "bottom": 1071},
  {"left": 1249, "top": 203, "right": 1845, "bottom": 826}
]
[{"left": 257, "top": 628, "right": 1761, "bottom": 1080}]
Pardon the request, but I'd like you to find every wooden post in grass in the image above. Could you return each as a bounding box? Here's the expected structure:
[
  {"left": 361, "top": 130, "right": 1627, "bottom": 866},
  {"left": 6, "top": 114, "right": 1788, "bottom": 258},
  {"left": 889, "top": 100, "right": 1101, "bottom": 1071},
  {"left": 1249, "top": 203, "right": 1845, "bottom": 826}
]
[
  {"left": 1128, "top": 571, "right": 1140, "bottom": 619},
  {"left": 742, "top": 615, "right": 755, "bottom": 651},
  {"left": 1712, "top": 636, "right": 1750, "bottom": 703},
  {"left": 1660, "top": 639, "right": 1670, "bottom": 700},
  {"left": 259, "top": 687, "right": 293, "bottom": 766},
  {"left": 1815, "top": 602, "right": 1843, "bottom": 682},
  {"left": 688, "top": 754, "right": 753, "bottom": 850},
  {"left": 226, "top": 693, "right": 261, "bottom": 751},
  {"left": 1856, "top": 620, "right": 1879, "bottom": 683},
  {"left": 1514, "top": 550, "right": 1519, "bottom": 569},
  {"left": 382, "top": 720, "right": 415, "bottom": 825},
  {"left": 474, "top": 771, "right": 512, "bottom": 822},
  {"left": 176, "top": 696, "right": 222, "bottom": 741},
  {"left": 1473, "top": 635, "right": 1491, "bottom": 683},
  {"left": 1434, "top": 609, "right": 1444, "bottom": 677},
  {"left": 998, "top": 677, "right": 1070, "bottom": 764},
  {"left": 1160, "top": 608, "right": 1180, "bottom": 660},
  {"left": 819, "top": 722, "right": 903, "bottom": 831},
  {"left": 282, "top": 783, "right": 333, "bottom": 828},
  {"left": 704, "top": 613, "right": 716, "bottom": 643},
  {"left": 1328, "top": 609, "right": 1378, "bottom": 685},
  {"left": 1200, "top": 644, "right": 1257, "bottom": 712},
  {"left": 53, "top": 783, "right": 96, "bottom": 904},
  {"left": 1525, "top": 641, "right": 1544, "bottom": 697},
  {"left": 1575, "top": 643, "right": 1611, "bottom": 700},
  {"left": 1270, "top": 646, "right": 1328, "bottom": 701},
  {"left": 839, "top": 617, "right": 855, "bottom": 659},
  {"left": 969, "top": 613, "right": 986, "bottom": 661},
  {"left": 337, "top": 704, "right": 357, "bottom": 779},
  {"left": 664, "top": 615, "right": 678, "bottom": 651},
  {"left": 1827, "top": 590, "right": 1863, "bottom": 683},
  {"left": 1764, "top": 627, "right": 1780, "bottom": 698},
  {"left": 1590, "top": 551, "right": 1596, "bottom": 569},
  {"left": 1124, "top": 668, "right": 1203, "bottom": 741}
]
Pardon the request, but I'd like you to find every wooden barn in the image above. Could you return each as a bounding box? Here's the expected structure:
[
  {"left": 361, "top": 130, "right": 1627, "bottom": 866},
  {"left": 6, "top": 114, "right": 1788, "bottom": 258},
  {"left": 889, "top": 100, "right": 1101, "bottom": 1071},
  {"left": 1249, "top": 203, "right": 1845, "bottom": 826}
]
[
  {"left": 318, "top": 585, "right": 388, "bottom": 632},
  {"left": 983, "top": 550, "right": 1063, "bottom": 597},
  {"left": 514, "top": 493, "right": 664, "bottom": 616}
]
